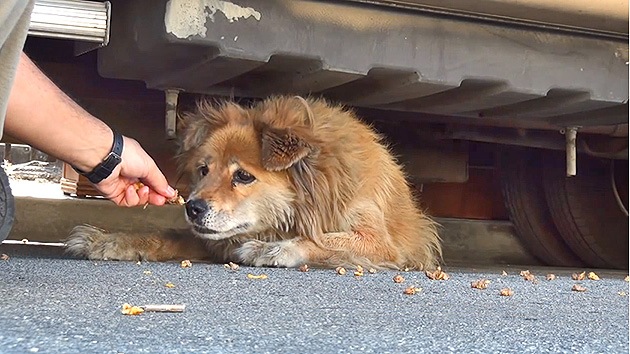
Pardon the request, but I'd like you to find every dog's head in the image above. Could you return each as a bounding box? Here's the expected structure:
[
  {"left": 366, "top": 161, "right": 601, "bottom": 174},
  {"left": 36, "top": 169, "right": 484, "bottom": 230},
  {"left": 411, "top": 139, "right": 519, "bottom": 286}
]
[{"left": 176, "top": 97, "right": 321, "bottom": 240}]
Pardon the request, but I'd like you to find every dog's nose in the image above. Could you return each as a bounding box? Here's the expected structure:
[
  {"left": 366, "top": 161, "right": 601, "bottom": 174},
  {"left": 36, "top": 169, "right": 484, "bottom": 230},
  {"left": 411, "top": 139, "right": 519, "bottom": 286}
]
[{"left": 185, "top": 199, "right": 209, "bottom": 220}]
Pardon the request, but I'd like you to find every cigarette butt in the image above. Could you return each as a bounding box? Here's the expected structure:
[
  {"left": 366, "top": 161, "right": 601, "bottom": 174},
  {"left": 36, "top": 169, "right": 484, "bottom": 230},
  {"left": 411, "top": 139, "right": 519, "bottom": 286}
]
[{"left": 140, "top": 304, "right": 186, "bottom": 312}]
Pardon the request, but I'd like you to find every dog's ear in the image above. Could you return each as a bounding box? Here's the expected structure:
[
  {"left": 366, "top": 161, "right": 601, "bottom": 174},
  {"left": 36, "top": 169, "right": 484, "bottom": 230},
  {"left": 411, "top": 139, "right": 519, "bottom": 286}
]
[
  {"left": 261, "top": 126, "right": 315, "bottom": 171},
  {"left": 178, "top": 100, "right": 247, "bottom": 153},
  {"left": 178, "top": 115, "right": 210, "bottom": 154}
]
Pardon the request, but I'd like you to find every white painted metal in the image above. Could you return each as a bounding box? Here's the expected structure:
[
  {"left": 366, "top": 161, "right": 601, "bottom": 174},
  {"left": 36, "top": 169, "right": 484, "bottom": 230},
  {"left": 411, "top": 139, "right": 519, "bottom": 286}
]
[{"left": 28, "top": 0, "right": 110, "bottom": 45}]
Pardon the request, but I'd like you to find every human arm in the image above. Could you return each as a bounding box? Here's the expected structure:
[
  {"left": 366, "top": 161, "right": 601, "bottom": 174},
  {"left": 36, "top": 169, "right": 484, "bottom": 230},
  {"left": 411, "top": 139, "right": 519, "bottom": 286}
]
[{"left": 4, "top": 52, "right": 175, "bottom": 206}]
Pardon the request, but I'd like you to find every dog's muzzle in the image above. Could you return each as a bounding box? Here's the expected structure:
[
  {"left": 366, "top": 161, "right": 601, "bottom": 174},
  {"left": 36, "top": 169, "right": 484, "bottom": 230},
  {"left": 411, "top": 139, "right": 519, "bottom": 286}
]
[{"left": 185, "top": 199, "right": 209, "bottom": 222}]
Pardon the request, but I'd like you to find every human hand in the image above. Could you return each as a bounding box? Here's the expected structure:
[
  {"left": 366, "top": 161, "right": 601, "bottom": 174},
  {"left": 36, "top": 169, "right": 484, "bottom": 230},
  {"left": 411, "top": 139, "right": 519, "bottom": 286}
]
[{"left": 94, "top": 136, "right": 176, "bottom": 207}]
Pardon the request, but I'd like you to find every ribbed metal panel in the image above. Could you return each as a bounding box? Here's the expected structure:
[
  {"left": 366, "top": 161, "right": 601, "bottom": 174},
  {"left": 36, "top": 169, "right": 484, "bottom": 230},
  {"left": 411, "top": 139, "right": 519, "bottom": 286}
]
[{"left": 28, "top": 0, "right": 110, "bottom": 44}]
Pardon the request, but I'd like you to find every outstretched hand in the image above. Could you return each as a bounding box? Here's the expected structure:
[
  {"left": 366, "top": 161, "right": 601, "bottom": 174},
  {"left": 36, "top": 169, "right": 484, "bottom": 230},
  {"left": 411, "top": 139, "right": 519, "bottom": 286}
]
[{"left": 94, "top": 137, "right": 176, "bottom": 207}]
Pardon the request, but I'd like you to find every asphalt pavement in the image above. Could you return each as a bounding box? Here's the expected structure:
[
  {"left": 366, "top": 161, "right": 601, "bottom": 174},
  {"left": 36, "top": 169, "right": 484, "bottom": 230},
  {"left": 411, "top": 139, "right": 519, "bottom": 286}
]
[{"left": 0, "top": 244, "right": 628, "bottom": 354}]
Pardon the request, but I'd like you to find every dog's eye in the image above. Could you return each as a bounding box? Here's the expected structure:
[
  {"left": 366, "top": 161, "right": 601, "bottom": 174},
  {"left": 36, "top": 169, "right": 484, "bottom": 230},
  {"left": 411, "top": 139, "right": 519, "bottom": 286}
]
[
  {"left": 198, "top": 165, "right": 209, "bottom": 177},
  {"left": 232, "top": 169, "right": 256, "bottom": 185}
]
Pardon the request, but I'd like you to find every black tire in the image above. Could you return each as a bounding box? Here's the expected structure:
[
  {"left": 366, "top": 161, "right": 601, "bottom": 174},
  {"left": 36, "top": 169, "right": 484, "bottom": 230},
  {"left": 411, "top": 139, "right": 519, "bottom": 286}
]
[
  {"left": 0, "top": 166, "right": 15, "bottom": 243},
  {"left": 498, "top": 148, "right": 584, "bottom": 267},
  {"left": 543, "top": 153, "right": 629, "bottom": 269}
]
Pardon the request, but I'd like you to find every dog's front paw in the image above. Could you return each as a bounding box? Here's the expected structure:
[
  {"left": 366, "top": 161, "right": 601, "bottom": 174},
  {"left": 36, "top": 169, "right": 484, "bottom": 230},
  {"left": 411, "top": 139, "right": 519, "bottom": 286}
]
[
  {"left": 235, "top": 239, "right": 305, "bottom": 268},
  {"left": 65, "top": 225, "right": 141, "bottom": 261}
]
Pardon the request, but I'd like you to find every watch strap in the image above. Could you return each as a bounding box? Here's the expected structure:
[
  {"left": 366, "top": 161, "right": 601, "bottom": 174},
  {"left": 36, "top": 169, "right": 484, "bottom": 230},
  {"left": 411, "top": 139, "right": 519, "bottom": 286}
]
[{"left": 73, "top": 131, "right": 124, "bottom": 184}]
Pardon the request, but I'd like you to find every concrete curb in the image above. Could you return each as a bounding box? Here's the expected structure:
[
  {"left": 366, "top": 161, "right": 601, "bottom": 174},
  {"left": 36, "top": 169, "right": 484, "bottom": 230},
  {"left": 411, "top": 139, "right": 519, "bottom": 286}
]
[{"left": 5, "top": 197, "right": 539, "bottom": 266}]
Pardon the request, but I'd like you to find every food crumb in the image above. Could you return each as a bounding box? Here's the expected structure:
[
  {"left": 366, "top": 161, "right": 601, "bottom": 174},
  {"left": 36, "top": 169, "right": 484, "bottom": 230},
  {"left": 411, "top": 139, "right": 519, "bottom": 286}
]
[
  {"left": 501, "top": 271, "right": 508, "bottom": 276},
  {"left": 335, "top": 267, "right": 347, "bottom": 275},
  {"left": 471, "top": 279, "right": 491, "bottom": 289},
  {"left": 165, "top": 282, "right": 176, "bottom": 288},
  {"left": 624, "top": 275, "right": 629, "bottom": 282},
  {"left": 499, "top": 288, "right": 514, "bottom": 296},
  {"left": 546, "top": 274, "right": 556, "bottom": 281},
  {"left": 572, "top": 271, "right": 586, "bottom": 281},
  {"left": 618, "top": 291, "right": 627, "bottom": 296},
  {"left": 143, "top": 270, "right": 152, "bottom": 275},
  {"left": 223, "top": 262, "right": 240, "bottom": 271},
  {"left": 180, "top": 260, "right": 192, "bottom": 268},
  {"left": 247, "top": 273, "right": 268, "bottom": 280},
  {"left": 0, "top": 254, "right": 9, "bottom": 261},
  {"left": 355, "top": 265, "right": 364, "bottom": 273},
  {"left": 426, "top": 266, "right": 449, "bottom": 280},
  {"left": 393, "top": 274, "right": 405, "bottom": 283},
  {"left": 572, "top": 284, "right": 587, "bottom": 292},
  {"left": 368, "top": 268, "right": 377, "bottom": 274},
  {"left": 403, "top": 286, "right": 422, "bottom": 295},
  {"left": 587, "top": 271, "right": 600, "bottom": 280},
  {"left": 299, "top": 264, "right": 309, "bottom": 272},
  {"left": 354, "top": 271, "right": 364, "bottom": 277},
  {"left": 121, "top": 303, "right": 144, "bottom": 315}
]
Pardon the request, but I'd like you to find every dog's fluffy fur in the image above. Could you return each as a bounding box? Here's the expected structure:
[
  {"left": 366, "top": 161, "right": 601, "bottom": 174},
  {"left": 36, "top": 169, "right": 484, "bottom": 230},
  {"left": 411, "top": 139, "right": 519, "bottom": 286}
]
[{"left": 66, "top": 96, "right": 441, "bottom": 270}]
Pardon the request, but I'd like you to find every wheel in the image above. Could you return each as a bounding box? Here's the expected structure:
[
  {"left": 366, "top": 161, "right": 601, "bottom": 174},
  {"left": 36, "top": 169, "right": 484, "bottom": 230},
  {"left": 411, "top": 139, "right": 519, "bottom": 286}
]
[
  {"left": 498, "top": 148, "right": 584, "bottom": 267},
  {"left": 543, "top": 152, "right": 629, "bottom": 269},
  {"left": 0, "top": 166, "right": 15, "bottom": 243}
]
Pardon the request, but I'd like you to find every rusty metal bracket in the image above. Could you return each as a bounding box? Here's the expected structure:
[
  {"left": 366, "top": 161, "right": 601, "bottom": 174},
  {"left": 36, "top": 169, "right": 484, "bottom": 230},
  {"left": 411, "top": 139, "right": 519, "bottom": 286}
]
[{"left": 165, "top": 89, "right": 180, "bottom": 140}]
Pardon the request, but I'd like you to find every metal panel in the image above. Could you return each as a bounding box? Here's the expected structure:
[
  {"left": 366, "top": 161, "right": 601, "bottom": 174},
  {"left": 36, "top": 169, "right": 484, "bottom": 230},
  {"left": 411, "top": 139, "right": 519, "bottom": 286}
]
[
  {"left": 97, "top": 0, "right": 628, "bottom": 128},
  {"left": 29, "top": 0, "right": 111, "bottom": 45}
]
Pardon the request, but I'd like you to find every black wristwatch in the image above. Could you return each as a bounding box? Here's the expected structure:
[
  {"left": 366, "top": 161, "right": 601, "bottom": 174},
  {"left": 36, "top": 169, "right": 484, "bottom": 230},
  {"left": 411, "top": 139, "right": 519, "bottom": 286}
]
[{"left": 73, "top": 131, "right": 124, "bottom": 184}]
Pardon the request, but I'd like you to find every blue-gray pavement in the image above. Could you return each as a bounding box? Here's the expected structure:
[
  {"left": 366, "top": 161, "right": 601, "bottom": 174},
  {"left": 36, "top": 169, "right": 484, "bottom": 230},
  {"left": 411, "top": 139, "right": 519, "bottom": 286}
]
[{"left": 0, "top": 246, "right": 628, "bottom": 354}]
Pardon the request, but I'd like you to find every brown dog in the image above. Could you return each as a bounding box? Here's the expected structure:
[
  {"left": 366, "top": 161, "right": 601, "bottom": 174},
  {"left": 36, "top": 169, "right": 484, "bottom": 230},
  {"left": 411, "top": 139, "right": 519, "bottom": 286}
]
[{"left": 66, "top": 96, "right": 441, "bottom": 270}]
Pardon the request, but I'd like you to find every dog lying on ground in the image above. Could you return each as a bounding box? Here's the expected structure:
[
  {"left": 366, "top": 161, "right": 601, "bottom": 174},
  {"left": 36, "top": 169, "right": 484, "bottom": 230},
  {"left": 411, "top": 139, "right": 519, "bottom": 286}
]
[{"left": 66, "top": 96, "right": 441, "bottom": 270}]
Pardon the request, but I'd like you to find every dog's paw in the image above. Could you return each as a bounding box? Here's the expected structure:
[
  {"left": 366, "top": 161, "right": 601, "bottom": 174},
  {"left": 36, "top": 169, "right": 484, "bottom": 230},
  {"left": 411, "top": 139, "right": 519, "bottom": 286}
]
[
  {"left": 235, "top": 239, "right": 305, "bottom": 268},
  {"left": 65, "top": 225, "right": 141, "bottom": 261}
]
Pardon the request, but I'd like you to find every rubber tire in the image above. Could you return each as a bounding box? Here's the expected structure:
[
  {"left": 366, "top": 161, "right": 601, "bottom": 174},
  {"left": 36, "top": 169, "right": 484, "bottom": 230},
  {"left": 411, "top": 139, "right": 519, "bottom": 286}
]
[
  {"left": 498, "top": 148, "right": 584, "bottom": 267},
  {"left": 543, "top": 152, "right": 629, "bottom": 269},
  {"left": 0, "top": 166, "right": 15, "bottom": 243}
]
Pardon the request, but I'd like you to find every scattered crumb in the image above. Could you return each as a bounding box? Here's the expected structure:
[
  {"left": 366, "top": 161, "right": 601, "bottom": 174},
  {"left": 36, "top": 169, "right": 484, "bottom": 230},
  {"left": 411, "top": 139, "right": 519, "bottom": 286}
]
[
  {"left": 403, "top": 286, "right": 422, "bottom": 295},
  {"left": 572, "top": 284, "right": 587, "bottom": 292},
  {"left": 223, "top": 262, "right": 240, "bottom": 271},
  {"left": 299, "top": 264, "right": 309, "bottom": 272},
  {"left": 247, "top": 273, "right": 268, "bottom": 280},
  {"left": 354, "top": 270, "right": 364, "bottom": 277},
  {"left": 356, "top": 265, "right": 364, "bottom": 273},
  {"left": 121, "top": 303, "right": 144, "bottom": 316},
  {"left": 499, "top": 288, "right": 514, "bottom": 296},
  {"left": 393, "top": 274, "right": 405, "bottom": 283},
  {"left": 501, "top": 271, "right": 508, "bottom": 276},
  {"left": 335, "top": 267, "right": 347, "bottom": 275},
  {"left": 368, "top": 268, "right": 377, "bottom": 274},
  {"left": 619, "top": 292, "right": 627, "bottom": 296},
  {"left": 136, "top": 261, "right": 141, "bottom": 265},
  {"left": 0, "top": 254, "right": 9, "bottom": 261},
  {"left": 519, "top": 270, "right": 536, "bottom": 282},
  {"left": 165, "top": 282, "right": 176, "bottom": 288},
  {"left": 625, "top": 275, "right": 629, "bottom": 282},
  {"left": 546, "top": 274, "right": 556, "bottom": 281},
  {"left": 587, "top": 272, "right": 600, "bottom": 281},
  {"left": 426, "top": 266, "right": 449, "bottom": 280},
  {"left": 143, "top": 270, "right": 152, "bottom": 275},
  {"left": 180, "top": 260, "right": 192, "bottom": 268},
  {"left": 572, "top": 271, "right": 586, "bottom": 281},
  {"left": 471, "top": 279, "right": 491, "bottom": 289},
  {"left": 403, "top": 267, "right": 410, "bottom": 272}
]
